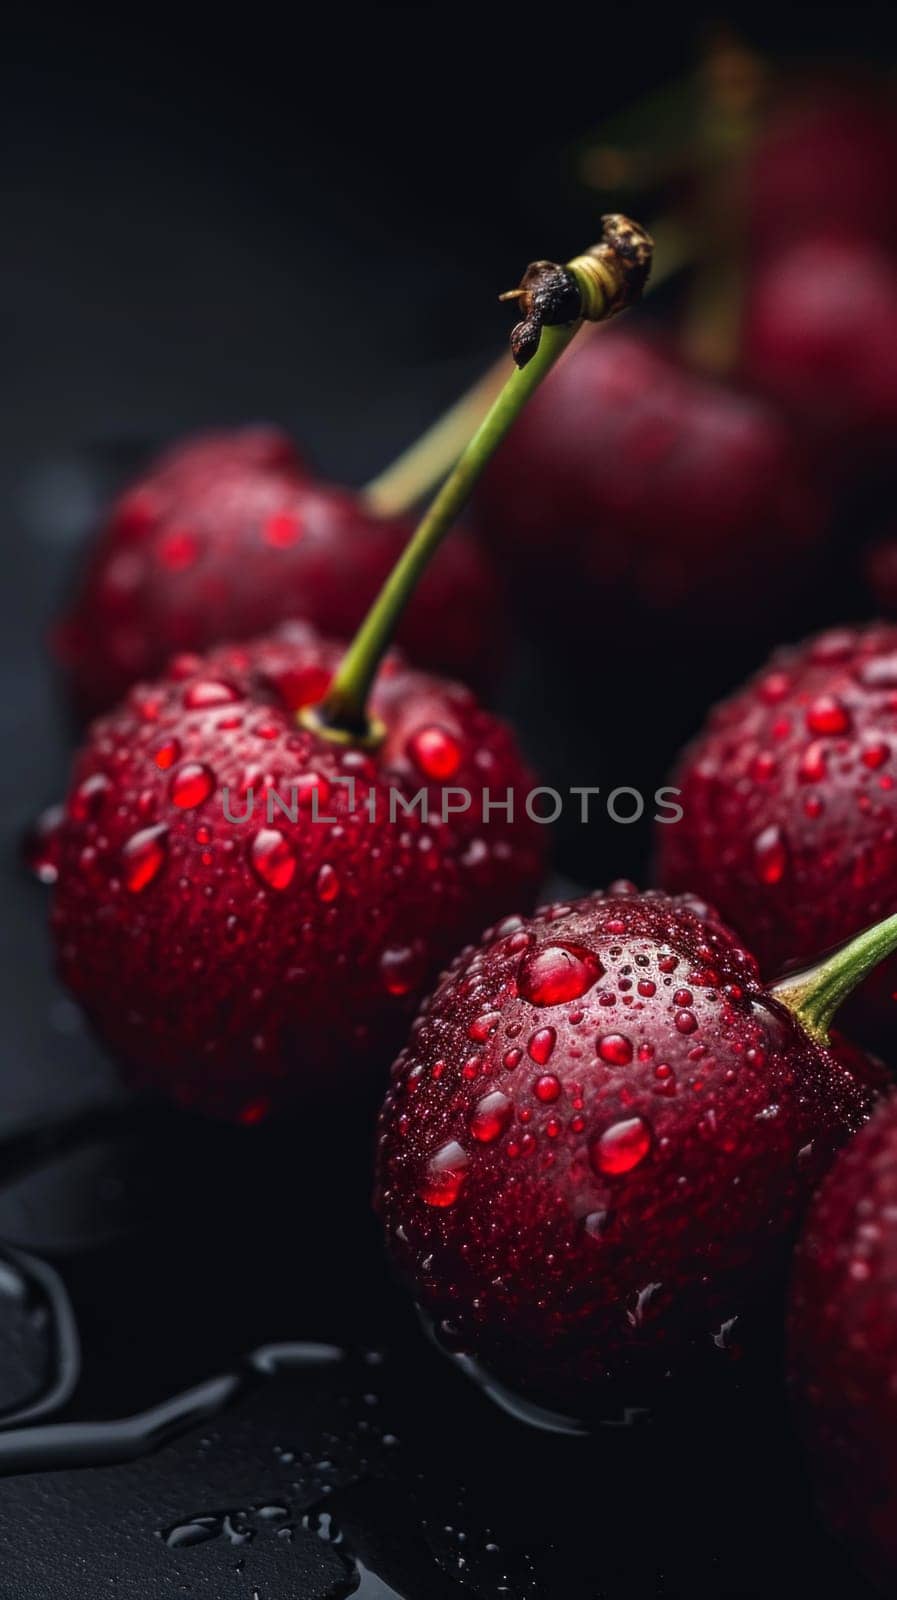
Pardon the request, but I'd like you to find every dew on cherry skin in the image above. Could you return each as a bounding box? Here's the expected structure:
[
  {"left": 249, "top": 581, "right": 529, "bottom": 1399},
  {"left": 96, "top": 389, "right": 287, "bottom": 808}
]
[
  {"left": 469, "top": 1011, "right": 501, "bottom": 1042},
  {"left": 69, "top": 772, "right": 111, "bottom": 823},
  {"left": 527, "top": 1027, "right": 557, "bottom": 1066},
  {"left": 157, "top": 527, "right": 199, "bottom": 571},
  {"left": 420, "top": 1141, "right": 469, "bottom": 1207},
  {"left": 380, "top": 945, "right": 424, "bottom": 997},
  {"left": 533, "top": 1073, "right": 561, "bottom": 1103},
  {"left": 262, "top": 509, "right": 303, "bottom": 548},
  {"left": 154, "top": 738, "right": 181, "bottom": 771},
  {"left": 753, "top": 823, "right": 788, "bottom": 885},
  {"left": 184, "top": 680, "right": 241, "bottom": 710},
  {"left": 590, "top": 1115, "right": 653, "bottom": 1176},
  {"left": 805, "top": 694, "right": 851, "bottom": 737},
  {"left": 248, "top": 828, "right": 296, "bottom": 891},
  {"left": 799, "top": 741, "right": 828, "bottom": 783},
  {"left": 122, "top": 824, "right": 169, "bottom": 893},
  {"left": 170, "top": 763, "right": 215, "bottom": 810},
  {"left": 861, "top": 733, "right": 890, "bottom": 769},
  {"left": 469, "top": 1090, "right": 513, "bottom": 1144},
  {"left": 315, "top": 863, "right": 340, "bottom": 903},
  {"left": 597, "top": 1033, "right": 633, "bottom": 1066},
  {"left": 23, "top": 804, "right": 64, "bottom": 884},
  {"left": 408, "top": 725, "right": 463, "bottom": 781},
  {"left": 517, "top": 943, "right": 604, "bottom": 1006}
]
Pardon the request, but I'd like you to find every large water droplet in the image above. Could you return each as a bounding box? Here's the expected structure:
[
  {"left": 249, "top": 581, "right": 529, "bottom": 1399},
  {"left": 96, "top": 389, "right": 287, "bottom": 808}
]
[
  {"left": 408, "top": 725, "right": 463, "bottom": 780},
  {"left": 170, "top": 763, "right": 215, "bottom": 810},
  {"left": 753, "top": 823, "right": 788, "bottom": 885},
  {"left": 597, "top": 1033, "right": 632, "bottom": 1065},
  {"left": 420, "top": 1141, "right": 469, "bottom": 1207},
  {"left": 469, "top": 1090, "right": 513, "bottom": 1144},
  {"left": 518, "top": 943, "right": 604, "bottom": 1006},
  {"left": 527, "top": 1027, "right": 556, "bottom": 1065},
  {"left": 589, "top": 1115, "right": 652, "bottom": 1176},
  {"left": 184, "top": 680, "right": 241, "bottom": 710},
  {"left": 249, "top": 828, "right": 295, "bottom": 891},
  {"left": 122, "top": 824, "right": 168, "bottom": 892},
  {"left": 805, "top": 695, "right": 851, "bottom": 737}
]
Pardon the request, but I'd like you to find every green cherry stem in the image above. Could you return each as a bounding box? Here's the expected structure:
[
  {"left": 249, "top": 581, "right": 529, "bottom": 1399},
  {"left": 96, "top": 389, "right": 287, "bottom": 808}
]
[
  {"left": 306, "top": 214, "right": 653, "bottom": 743},
  {"left": 363, "top": 214, "right": 675, "bottom": 519},
  {"left": 771, "top": 913, "right": 897, "bottom": 1045}
]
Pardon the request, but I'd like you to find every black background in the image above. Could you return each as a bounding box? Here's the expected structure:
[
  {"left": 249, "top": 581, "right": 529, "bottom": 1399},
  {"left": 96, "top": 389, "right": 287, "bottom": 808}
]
[{"left": 0, "top": 10, "right": 890, "bottom": 1597}]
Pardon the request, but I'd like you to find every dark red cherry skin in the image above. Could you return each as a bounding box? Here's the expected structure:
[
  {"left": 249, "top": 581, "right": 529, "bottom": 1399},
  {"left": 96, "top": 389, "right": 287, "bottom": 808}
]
[
  {"left": 742, "top": 235, "right": 897, "bottom": 471},
  {"left": 789, "top": 1091, "right": 897, "bottom": 1588},
  {"left": 375, "top": 887, "right": 877, "bottom": 1417},
  {"left": 50, "top": 622, "right": 545, "bottom": 1122},
  {"left": 659, "top": 624, "right": 897, "bottom": 1048},
  {"left": 55, "top": 427, "right": 503, "bottom": 717},
  {"left": 747, "top": 84, "right": 897, "bottom": 261},
  {"left": 477, "top": 332, "right": 825, "bottom": 623}
]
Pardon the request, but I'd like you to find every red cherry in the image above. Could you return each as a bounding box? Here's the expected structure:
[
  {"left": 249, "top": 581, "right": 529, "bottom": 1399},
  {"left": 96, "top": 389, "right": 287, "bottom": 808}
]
[
  {"left": 375, "top": 887, "right": 878, "bottom": 1418},
  {"left": 747, "top": 83, "right": 897, "bottom": 260},
  {"left": 659, "top": 623, "right": 897, "bottom": 1047},
  {"left": 742, "top": 235, "right": 897, "bottom": 470},
  {"left": 55, "top": 427, "right": 503, "bottom": 717},
  {"left": 789, "top": 1091, "right": 897, "bottom": 1588},
  {"left": 477, "top": 332, "right": 826, "bottom": 624},
  {"left": 50, "top": 623, "right": 545, "bottom": 1121}
]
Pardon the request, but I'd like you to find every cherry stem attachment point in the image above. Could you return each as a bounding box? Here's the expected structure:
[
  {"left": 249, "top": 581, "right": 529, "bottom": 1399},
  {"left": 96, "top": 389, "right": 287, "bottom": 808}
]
[
  {"left": 771, "top": 912, "right": 897, "bottom": 1045},
  {"left": 363, "top": 214, "right": 672, "bottom": 520},
  {"left": 307, "top": 215, "right": 653, "bottom": 743}
]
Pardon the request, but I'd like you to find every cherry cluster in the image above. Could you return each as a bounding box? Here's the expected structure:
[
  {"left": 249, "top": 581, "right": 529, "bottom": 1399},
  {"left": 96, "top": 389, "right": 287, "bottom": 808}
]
[{"left": 31, "top": 63, "right": 897, "bottom": 1591}]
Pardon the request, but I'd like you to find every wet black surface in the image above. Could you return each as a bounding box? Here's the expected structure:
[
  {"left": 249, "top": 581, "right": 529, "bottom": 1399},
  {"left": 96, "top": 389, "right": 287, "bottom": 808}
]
[{"left": 0, "top": 17, "right": 890, "bottom": 1597}]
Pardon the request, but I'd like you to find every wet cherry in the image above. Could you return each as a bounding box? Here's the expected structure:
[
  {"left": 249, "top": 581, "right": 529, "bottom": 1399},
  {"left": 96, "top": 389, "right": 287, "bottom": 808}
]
[
  {"left": 659, "top": 623, "right": 897, "bottom": 1049},
  {"left": 375, "top": 886, "right": 881, "bottom": 1417},
  {"left": 789, "top": 1090, "right": 897, "bottom": 1589},
  {"left": 55, "top": 425, "right": 503, "bottom": 717},
  {"left": 48, "top": 217, "right": 655, "bottom": 1122},
  {"left": 50, "top": 624, "right": 544, "bottom": 1120}
]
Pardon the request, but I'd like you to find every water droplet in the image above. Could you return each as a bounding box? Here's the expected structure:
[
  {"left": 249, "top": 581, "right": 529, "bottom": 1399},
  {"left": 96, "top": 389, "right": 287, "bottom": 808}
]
[
  {"left": 70, "top": 772, "right": 111, "bottom": 822},
  {"left": 154, "top": 738, "right": 181, "bottom": 771},
  {"left": 408, "top": 725, "right": 463, "bottom": 780},
  {"left": 157, "top": 527, "right": 199, "bottom": 571},
  {"left": 469, "top": 1090, "right": 513, "bottom": 1144},
  {"left": 806, "top": 695, "right": 851, "bottom": 737},
  {"left": 759, "top": 672, "right": 790, "bottom": 704},
  {"left": 469, "top": 1011, "right": 501, "bottom": 1042},
  {"left": 597, "top": 1033, "right": 633, "bottom": 1065},
  {"left": 533, "top": 1073, "right": 561, "bottom": 1103},
  {"left": 23, "top": 804, "right": 64, "bottom": 884},
  {"left": 249, "top": 828, "right": 295, "bottom": 891},
  {"left": 380, "top": 945, "right": 424, "bottom": 996},
  {"left": 589, "top": 1115, "right": 652, "bottom": 1176},
  {"left": 675, "top": 1010, "right": 697, "bottom": 1034},
  {"left": 122, "top": 824, "right": 168, "bottom": 892},
  {"left": 170, "top": 762, "right": 215, "bottom": 809},
  {"left": 861, "top": 734, "right": 890, "bottom": 770},
  {"left": 798, "top": 742, "right": 827, "bottom": 783},
  {"left": 315, "top": 863, "right": 340, "bottom": 902},
  {"left": 184, "top": 680, "right": 241, "bottom": 709},
  {"left": 420, "top": 1141, "right": 469, "bottom": 1207},
  {"left": 527, "top": 1027, "right": 556, "bottom": 1065},
  {"left": 753, "top": 823, "right": 788, "bottom": 885},
  {"left": 263, "top": 510, "right": 303, "bottom": 548},
  {"left": 637, "top": 978, "right": 656, "bottom": 997},
  {"left": 518, "top": 943, "right": 604, "bottom": 1006}
]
